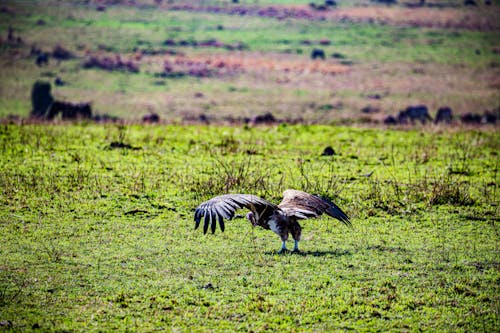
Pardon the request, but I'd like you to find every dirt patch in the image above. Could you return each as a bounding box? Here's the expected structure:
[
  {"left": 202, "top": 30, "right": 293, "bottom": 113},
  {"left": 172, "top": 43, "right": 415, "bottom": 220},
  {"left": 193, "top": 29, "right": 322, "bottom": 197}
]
[
  {"left": 158, "top": 53, "right": 350, "bottom": 79},
  {"left": 163, "top": 38, "right": 246, "bottom": 51},
  {"left": 83, "top": 54, "right": 139, "bottom": 73}
]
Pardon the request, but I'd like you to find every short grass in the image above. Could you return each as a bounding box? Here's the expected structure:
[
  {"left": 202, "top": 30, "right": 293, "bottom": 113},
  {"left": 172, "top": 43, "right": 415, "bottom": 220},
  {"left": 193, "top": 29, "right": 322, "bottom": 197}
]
[{"left": 0, "top": 124, "right": 498, "bottom": 331}]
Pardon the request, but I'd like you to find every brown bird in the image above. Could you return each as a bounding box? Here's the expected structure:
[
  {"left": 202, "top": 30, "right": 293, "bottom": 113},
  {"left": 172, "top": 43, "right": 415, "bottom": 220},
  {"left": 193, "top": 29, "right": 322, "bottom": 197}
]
[{"left": 194, "top": 189, "right": 351, "bottom": 253}]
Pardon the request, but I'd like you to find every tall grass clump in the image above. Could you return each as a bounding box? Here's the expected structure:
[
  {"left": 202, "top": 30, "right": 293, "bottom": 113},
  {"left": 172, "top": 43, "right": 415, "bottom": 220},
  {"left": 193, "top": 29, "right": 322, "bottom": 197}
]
[
  {"left": 361, "top": 171, "right": 476, "bottom": 216},
  {"left": 183, "top": 156, "right": 280, "bottom": 199}
]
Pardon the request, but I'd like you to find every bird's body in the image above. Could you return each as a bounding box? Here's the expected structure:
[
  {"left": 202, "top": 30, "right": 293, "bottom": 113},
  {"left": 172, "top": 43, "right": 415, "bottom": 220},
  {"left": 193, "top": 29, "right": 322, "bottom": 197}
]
[{"left": 194, "top": 189, "right": 351, "bottom": 253}]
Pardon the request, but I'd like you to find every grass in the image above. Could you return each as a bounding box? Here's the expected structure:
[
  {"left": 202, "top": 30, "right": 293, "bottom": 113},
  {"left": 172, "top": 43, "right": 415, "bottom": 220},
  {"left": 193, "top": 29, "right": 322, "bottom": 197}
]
[
  {"left": 0, "top": 2, "right": 498, "bottom": 330},
  {"left": 4, "top": 4, "right": 497, "bottom": 64},
  {"left": 0, "top": 0, "right": 499, "bottom": 121},
  {"left": 0, "top": 124, "right": 498, "bottom": 331}
]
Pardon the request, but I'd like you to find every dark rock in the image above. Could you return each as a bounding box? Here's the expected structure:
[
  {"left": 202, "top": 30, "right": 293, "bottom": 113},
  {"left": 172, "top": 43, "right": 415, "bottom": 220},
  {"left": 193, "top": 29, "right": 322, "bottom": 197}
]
[
  {"left": 311, "top": 48, "right": 326, "bottom": 60},
  {"left": 464, "top": 0, "right": 477, "bottom": 6},
  {"left": 109, "top": 142, "right": 133, "bottom": 149},
  {"left": 249, "top": 112, "right": 277, "bottom": 125},
  {"left": 54, "top": 77, "right": 65, "bottom": 86},
  {"left": 52, "top": 44, "right": 74, "bottom": 60},
  {"left": 163, "top": 39, "right": 176, "bottom": 46},
  {"left": 142, "top": 113, "right": 160, "bottom": 123},
  {"left": 331, "top": 52, "right": 346, "bottom": 59},
  {"left": 361, "top": 105, "right": 380, "bottom": 114},
  {"left": 35, "top": 53, "right": 49, "bottom": 67},
  {"left": 321, "top": 146, "right": 336, "bottom": 156},
  {"left": 31, "top": 81, "right": 54, "bottom": 117},
  {"left": 383, "top": 115, "right": 397, "bottom": 125}
]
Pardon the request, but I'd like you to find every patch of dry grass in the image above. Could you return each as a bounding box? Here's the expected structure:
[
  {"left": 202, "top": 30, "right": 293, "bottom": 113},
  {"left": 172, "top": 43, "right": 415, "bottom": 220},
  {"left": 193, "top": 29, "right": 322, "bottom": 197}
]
[
  {"left": 321, "top": 6, "right": 500, "bottom": 30},
  {"left": 165, "top": 52, "right": 351, "bottom": 76},
  {"left": 164, "top": 2, "right": 500, "bottom": 31}
]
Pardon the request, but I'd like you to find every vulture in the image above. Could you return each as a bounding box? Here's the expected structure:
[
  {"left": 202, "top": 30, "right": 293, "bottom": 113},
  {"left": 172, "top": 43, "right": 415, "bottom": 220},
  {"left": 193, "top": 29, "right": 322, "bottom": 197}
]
[{"left": 194, "top": 189, "right": 351, "bottom": 253}]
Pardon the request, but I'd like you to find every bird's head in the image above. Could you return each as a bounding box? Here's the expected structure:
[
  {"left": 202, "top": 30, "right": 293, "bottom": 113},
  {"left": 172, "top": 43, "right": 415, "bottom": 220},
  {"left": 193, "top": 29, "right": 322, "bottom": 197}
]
[{"left": 246, "top": 212, "right": 257, "bottom": 226}]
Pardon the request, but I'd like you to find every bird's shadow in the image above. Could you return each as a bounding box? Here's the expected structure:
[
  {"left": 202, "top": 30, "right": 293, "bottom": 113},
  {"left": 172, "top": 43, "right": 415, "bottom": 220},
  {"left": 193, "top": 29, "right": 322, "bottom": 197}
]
[{"left": 264, "top": 249, "right": 352, "bottom": 257}]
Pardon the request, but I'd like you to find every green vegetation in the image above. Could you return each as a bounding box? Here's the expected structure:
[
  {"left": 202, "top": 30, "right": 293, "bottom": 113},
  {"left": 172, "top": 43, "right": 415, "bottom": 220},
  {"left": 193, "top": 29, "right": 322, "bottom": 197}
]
[
  {"left": 0, "top": 124, "right": 498, "bottom": 331},
  {"left": 0, "top": 1, "right": 499, "bottom": 331},
  {"left": 0, "top": 0, "right": 499, "bottom": 121},
  {"left": 2, "top": 2, "right": 497, "bottom": 63}
]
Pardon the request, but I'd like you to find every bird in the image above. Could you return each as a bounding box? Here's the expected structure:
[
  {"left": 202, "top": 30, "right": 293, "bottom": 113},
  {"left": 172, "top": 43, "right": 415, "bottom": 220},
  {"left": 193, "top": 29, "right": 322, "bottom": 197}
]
[{"left": 193, "top": 189, "right": 351, "bottom": 253}]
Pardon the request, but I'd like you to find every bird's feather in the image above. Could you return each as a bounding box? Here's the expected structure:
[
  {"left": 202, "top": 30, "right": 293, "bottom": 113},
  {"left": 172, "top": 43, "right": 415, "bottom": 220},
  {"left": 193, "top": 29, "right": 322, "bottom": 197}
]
[
  {"left": 278, "top": 189, "right": 351, "bottom": 227},
  {"left": 194, "top": 194, "right": 276, "bottom": 234}
]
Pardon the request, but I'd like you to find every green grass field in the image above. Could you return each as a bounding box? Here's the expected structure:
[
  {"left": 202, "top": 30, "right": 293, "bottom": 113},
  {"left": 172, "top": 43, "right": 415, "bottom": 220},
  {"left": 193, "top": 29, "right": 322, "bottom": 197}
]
[
  {"left": 0, "top": 0, "right": 499, "bottom": 331},
  {"left": 0, "top": 124, "right": 498, "bottom": 331}
]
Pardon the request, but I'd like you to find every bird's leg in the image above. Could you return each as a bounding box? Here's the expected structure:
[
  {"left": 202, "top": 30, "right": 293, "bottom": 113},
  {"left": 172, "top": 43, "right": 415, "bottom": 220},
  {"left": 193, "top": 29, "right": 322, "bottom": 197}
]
[
  {"left": 277, "top": 241, "right": 287, "bottom": 254},
  {"left": 291, "top": 221, "right": 302, "bottom": 253}
]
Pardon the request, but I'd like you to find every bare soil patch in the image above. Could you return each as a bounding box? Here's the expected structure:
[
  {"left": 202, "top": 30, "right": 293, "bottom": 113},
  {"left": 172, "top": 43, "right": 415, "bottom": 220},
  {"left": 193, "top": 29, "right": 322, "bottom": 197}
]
[{"left": 160, "top": 52, "right": 350, "bottom": 78}]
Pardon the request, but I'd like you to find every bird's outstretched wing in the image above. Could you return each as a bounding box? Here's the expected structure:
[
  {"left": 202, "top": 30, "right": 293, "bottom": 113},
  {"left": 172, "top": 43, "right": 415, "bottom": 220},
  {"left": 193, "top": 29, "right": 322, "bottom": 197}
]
[
  {"left": 194, "top": 194, "right": 277, "bottom": 234},
  {"left": 278, "top": 189, "right": 351, "bottom": 227}
]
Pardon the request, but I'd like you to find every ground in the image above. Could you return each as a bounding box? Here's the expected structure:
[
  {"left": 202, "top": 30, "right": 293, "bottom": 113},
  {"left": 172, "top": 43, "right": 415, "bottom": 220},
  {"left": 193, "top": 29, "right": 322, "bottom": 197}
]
[
  {"left": 0, "top": 1, "right": 499, "bottom": 331},
  {"left": 0, "top": 0, "right": 498, "bottom": 123},
  {"left": 0, "top": 125, "right": 498, "bottom": 331}
]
